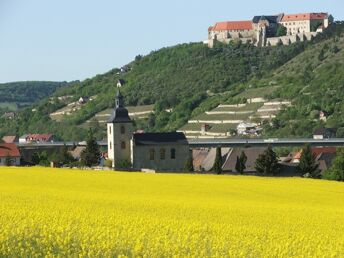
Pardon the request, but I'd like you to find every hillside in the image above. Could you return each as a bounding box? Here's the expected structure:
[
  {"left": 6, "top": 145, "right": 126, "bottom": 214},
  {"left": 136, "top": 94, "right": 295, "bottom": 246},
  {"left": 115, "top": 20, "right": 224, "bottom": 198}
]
[
  {"left": 0, "top": 81, "right": 68, "bottom": 113},
  {"left": 0, "top": 22, "right": 343, "bottom": 140}
]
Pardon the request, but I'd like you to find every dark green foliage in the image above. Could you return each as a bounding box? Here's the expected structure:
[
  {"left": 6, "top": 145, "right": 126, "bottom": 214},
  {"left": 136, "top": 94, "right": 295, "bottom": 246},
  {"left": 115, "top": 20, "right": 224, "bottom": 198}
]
[
  {"left": 115, "top": 159, "right": 132, "bottom": 170},
  {"left": 235, "top": 151, "right": 247, "bottom": 174},
  {"left": 213, "top": 147, "right": 223, "bottom": 174},
  {"left": 81, "top": 130, "right": 101, "bottom": 167},
  {"left": 50, "top": 144, "right": 75, "bottom": 166},
  {"left": 185, "top": 154, "right": 194, "bottom": 172},
  {"left": 255, "top": 146, "right": 279, "bottom": 176},
  {"left": 336, "top": 127, "right": 344, "bottom": 138},
  {"left": 297, "top": 144, "right": 320, "bottom": 178},
  {"left": 323, "top": 148, "right": 344, "bottom": 181},
  {"left": 0, "top": 81, "right": 66, "bottom": 103},
  {"left": 276, "top": 26, "right": 287, "bottom": 37}
]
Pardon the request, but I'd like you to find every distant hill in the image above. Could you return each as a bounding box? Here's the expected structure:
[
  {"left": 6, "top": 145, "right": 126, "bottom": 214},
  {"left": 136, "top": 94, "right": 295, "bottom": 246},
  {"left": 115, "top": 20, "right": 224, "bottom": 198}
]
[
  {"left": 0, "top": 81, "right": 68, "bottom": 112},
  {"left": 0, "top": 21, "right": 343, "bottom": 141}
]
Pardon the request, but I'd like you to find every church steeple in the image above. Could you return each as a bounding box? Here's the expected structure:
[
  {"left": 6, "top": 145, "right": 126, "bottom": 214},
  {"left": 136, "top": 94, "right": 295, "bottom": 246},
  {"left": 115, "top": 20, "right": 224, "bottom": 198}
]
[{"left": 115, "top": 90, "right": 124, "bottom": 108}]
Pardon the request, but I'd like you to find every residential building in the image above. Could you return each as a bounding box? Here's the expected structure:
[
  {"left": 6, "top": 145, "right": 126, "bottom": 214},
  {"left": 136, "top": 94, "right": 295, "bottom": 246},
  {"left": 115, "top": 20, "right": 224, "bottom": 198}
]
[
  {"left": 313, "top": 128, "right": 337, "bottom": 140},
  {"left": 0, "top": 143, "right": 21, "bottom": 166},
  {"left": 237, "top": 122, "right": 260, "bottom": 135},
  {"left": 2, "top": 135, "right": 18, "bottom": 144},
  {"left": 19, "top": 134, "right": 54, "bottom": 143}
]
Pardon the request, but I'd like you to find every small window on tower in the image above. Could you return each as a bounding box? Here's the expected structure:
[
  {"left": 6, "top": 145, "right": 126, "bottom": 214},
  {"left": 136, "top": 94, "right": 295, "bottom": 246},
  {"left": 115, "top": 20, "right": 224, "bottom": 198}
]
[
  {"left": 110, "top": 142, "right": 112, "bottom": 150},
  {"left": 121, "top": 126, "right": 125, "bottom": 134},
  {"left": 121, "top": 141, "right": 126, "bottom": 149},
  {"left": 149, "top": 149, "right": 155, "bottom": 160}
]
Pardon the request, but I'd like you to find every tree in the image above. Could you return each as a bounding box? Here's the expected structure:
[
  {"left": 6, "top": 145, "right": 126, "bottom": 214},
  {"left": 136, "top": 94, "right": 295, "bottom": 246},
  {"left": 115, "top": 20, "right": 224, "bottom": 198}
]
[
  {"left": 235, "top": 151, "right": 247, "bottom": 174},
  {"left": 255, "top": 145, "right": 279, "bottom": 176},
  {"left": 336, "top": 127, "right": 344, "bottom": 138},
  {"left": 185, "top": 154, "right": 194, "bottom": 172},
  {"left": 297, "top": 144, "right": 320, "bottom": 178},
  {"left": 323, "top": 148, "right": 344, "bottom": 181},
  {"left": 212, "top": 147, "right": 223, "bottom": 174},
  {"left": 276, "top": 25, "right": 287, "bottom": 37},
  {"left": 81, "top": 130, "right": 101, "bottom": 167}
]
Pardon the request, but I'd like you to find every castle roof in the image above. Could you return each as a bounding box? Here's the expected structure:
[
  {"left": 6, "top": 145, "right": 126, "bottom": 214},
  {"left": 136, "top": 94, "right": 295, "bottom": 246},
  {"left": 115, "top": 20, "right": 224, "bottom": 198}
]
[
  {"left": 210, "top": 21, "right": 253, "bottom": 31},
  {"left": 133, "top": 132, "right": 188, "bottom": 146},
  {"left": 252, "top": 15, "right": 279, "bottom": 24},
  {"left": 281, "top": 13, "right": 328, "bottom": 22}
]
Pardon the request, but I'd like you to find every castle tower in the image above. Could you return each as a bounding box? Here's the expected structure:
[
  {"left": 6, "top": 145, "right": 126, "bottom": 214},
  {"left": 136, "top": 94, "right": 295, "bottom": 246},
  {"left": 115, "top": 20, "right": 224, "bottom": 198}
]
[{"left": 107, "top": 90, "right": 133, "bottom": 168}]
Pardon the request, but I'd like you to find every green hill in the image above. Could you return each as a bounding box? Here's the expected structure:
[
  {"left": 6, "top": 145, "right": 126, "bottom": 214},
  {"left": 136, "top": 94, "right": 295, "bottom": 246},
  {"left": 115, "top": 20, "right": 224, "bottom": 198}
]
[
  {"left": 0, "top": 22, "right": 343, "bottom": 140},
  {"left": 0, "top": 81, "right": 68, "bottom": 113}
]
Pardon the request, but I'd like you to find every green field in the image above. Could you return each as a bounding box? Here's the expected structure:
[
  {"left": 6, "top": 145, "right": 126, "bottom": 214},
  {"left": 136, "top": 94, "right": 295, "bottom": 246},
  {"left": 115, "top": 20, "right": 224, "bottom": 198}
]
[{"left": 0, "top": 167, "right": 344, "bottom": 257}]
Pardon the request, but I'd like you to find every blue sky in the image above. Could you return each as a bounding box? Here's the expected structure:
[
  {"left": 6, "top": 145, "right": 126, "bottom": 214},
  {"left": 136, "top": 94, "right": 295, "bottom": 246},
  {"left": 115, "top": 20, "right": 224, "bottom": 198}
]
[{"left": 0, "top": 0, "right": 343, "bottom": 83}]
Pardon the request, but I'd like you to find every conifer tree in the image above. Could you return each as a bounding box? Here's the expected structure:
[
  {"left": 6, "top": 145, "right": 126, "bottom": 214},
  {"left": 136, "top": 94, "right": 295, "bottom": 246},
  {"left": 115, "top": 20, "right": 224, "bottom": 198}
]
[
  {"left": 81, "top": 130, "right": 101, "bottom": 167},
  {"left": 297, "top": 144, "right": 320, "bottom": 178},
  {"left": 213, "top": 147, "right": 223, "bottom": 174},
  {"left": 255, "top": 145, "right": 279, "bottom": 176},
  {"left": 235, "top": 151, "right": 247, "bottom": 174}
]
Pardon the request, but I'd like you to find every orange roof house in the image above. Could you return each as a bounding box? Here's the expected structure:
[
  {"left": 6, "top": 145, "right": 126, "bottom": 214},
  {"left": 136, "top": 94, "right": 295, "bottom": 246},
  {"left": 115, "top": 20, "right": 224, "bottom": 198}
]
[
  {"left": 0, "top": 144, "right": 20, "bottom": 158},
  {"left": 209, "top": 21, "right": 253, "bottom": 31},
  {"left": 281, "top": 13, "right": 328, "bottom": 22}
]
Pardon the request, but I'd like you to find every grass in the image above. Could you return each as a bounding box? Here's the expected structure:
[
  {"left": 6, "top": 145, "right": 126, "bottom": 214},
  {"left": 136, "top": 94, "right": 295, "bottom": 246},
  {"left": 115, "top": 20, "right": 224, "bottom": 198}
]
[
  {"left": 1, "top": 167, "right": 343, "bottom": 257},
  {"left": 234, "top": 86, "right": 279, "bottom": 99}
]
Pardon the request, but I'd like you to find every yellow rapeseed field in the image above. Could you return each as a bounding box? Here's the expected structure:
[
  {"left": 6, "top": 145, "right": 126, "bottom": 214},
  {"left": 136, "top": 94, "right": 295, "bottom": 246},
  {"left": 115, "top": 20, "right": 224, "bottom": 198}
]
[{"left": 0, "top": 167, "right": 343, "bottom": 257}]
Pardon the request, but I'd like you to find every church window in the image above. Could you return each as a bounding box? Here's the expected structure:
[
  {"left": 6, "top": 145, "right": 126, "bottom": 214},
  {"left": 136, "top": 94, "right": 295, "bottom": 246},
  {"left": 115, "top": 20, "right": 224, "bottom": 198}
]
[
  {"left": 121, "top": 126, "right": 125, "bottom": 134},
  {"left": 121, "top": 141, "right": 126, "bottom": 149},
  {"left": 149, "top": 149, "right": 155, "bottom": 160},
  {"left": 171, "top": 148, "right": 176, "bottom": 159},
  {"left": 109, "top": 125, "right": 112, "bottom": 135},
  {"left": 160, "top": 149, "right": 166, "bottom": 160},
  {"left": 110, "top": 142, "right": 112, "bottom": 150}
]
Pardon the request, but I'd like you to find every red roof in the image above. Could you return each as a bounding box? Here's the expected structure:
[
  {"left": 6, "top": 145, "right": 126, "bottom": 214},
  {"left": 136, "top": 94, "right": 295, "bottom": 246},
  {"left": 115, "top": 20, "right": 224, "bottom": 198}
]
[
  {"left": 27, "top": 134, "right": 53, "bottom": 142},
  {"left": 0, "top": 144, "right": 20, "bottom": 157},
  {"left": 293, "top": 147, "right": 336, "bottom": 160},
  {"left": 281, "top": 13, "right": 328, "bottom": 22},
  {"left": 210, "top": 21, "right": 253, "bottom": 31}
]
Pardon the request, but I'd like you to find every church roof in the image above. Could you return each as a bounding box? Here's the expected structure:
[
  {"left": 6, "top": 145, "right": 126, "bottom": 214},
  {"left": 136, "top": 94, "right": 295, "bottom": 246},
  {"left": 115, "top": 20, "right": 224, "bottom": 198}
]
[
  {"left": 133, "top": 132, "right": 188, "bottom": 146},
  {"left": 107, "top": 107, "right": 132, "bottom": 123}
]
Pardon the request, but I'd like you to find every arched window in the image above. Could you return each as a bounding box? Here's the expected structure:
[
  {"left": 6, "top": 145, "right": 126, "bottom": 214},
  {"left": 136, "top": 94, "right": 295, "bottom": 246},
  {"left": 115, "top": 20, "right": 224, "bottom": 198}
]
[
  {"left": 170, "top": 148, "right": 176, "bottom": 159},
  {"left": 121, "top": 126, "right": 125, "bottom": 134},
  {"left": 149, "top": 149, "right": 155, "bottom": 160},
  {"left": 121, "top": 141, "right": 126, "bottom": 149},
  {"left": 160, "top": 148, "right": 166, "bottom": 160}
]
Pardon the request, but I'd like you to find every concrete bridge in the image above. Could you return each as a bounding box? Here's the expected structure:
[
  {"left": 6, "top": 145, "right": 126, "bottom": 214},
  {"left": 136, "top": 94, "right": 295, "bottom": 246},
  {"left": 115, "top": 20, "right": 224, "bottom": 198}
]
[{"left": 17, "top": 138, "right": 344, "bottom": 149}]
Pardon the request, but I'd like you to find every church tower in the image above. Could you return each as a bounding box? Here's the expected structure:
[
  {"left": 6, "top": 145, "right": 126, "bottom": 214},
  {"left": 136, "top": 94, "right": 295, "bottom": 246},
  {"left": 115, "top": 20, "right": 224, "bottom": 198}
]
[{"left": 107, "top": 90, "right": 133, "bottom": 168}]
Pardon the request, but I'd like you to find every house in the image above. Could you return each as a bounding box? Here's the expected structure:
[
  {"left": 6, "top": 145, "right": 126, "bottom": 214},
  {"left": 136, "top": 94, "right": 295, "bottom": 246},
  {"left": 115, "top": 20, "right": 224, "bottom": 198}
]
[
  {"left": 279, "top": 13, "right": 333, "bottom": 35},
  {"left": 117, "top": 79, "right": 125, "bottom": 88},
  {"left": 291, "top": 147, "right": 336, "bottom": 172},
  {"left": 222, "top": 148, "right": 266, "bottom": 173},
  {"left": 0, "top": 143, "right": 21, "bottom": 166},
  {"left": 192, "top": 148, "right": 231, "bottom": 171},
  {"left": 313, "top": 128, "right": 337, "bottom": 139},
  {"left": 19, "top": 134, "right": 54, "bottom": 143},
  {"left": 237, "top": 122, "right": 260, "bottom": 136},
  {"left": 2, "top": 135, "right": 18, "bottom": 144},
  {"left": 107, "top": 90, "right": 191, "bottom": 171},
  {"left": 78, "top": 97, "right": 89, "bottom": 104}
]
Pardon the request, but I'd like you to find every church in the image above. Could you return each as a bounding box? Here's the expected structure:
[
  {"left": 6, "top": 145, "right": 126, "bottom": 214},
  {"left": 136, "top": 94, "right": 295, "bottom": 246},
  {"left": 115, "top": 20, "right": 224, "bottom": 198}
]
[{"left": 107, "top": 91, "right": 190, "bottom": 171}]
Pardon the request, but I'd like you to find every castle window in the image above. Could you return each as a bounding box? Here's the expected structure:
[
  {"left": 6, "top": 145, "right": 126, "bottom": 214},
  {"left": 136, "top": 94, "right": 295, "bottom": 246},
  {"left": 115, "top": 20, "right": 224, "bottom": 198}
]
[
  {"left": 149, "top": 149, "right": 155, "bottom": 160},
  {"left": 121, "top": 141, "right": 126, "bottom": 149},
  {"left": 160, "top": 148, "right": 166, "bottom": 160},
  {"left": 171, "top": 148, "right": 176, "bottom": 159},
  {"left": 121, "top": 126, "right": 125, "bottom": 134}
]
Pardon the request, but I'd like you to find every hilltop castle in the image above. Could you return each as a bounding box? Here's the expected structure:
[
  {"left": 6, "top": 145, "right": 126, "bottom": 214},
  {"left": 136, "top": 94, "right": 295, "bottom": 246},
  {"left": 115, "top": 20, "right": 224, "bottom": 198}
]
[{"left": 207, "top": 12, "right": 334, "bottom": 47}]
